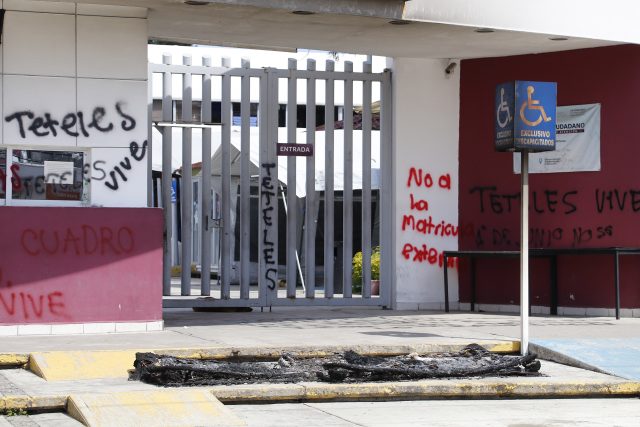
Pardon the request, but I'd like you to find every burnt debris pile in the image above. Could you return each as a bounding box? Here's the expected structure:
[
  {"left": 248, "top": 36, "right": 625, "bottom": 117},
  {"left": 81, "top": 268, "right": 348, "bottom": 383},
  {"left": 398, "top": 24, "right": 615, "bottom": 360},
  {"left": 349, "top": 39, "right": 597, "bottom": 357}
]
[{"left": 129, "top": 344, "right": 541, "bottom": 387}]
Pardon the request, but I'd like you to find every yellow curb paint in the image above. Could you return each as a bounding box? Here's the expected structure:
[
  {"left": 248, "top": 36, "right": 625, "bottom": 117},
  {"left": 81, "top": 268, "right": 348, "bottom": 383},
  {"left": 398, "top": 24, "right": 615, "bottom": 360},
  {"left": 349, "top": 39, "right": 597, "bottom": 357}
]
[
  {"left": 2, "top": 381, "right": 640, "bottom": 414},
  {"left": 0, "top": 395, "right": 66, "bottom": 412},
  {"left": 210, "top": 384, "right": 306, "bottom": 402},
  {"left": 485, "top": 341, "right": 520, "bottom": 353},
  {"left": 67, "top": 390, "right": 245, "bottom": 427},
  {"left": 0, "top": 354, "right": 29, "bottom": 367},
  {"left": 29, "top": 351, "right": 139, "bottom": 381},
  {"left": 211, "top": 381, "right": 640, "bottom": 403}
]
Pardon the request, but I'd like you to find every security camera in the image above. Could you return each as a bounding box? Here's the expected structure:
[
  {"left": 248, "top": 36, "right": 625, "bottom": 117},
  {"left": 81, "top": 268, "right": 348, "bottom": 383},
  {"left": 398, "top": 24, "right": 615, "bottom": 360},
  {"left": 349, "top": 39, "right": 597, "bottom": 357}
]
[{"left": 445, "top": 62, "right": 457, "bottom": 75}]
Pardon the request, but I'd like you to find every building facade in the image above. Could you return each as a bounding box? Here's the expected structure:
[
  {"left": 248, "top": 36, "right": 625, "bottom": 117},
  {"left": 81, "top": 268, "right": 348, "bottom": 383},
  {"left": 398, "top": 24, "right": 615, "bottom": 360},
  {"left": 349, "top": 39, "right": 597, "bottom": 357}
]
[{"left": 1, "top": 0, "right": 639, "bottom": 333}]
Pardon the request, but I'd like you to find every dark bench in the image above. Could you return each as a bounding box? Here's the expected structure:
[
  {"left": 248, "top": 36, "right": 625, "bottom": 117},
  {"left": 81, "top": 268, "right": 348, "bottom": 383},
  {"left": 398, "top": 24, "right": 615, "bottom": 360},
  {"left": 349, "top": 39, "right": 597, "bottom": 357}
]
[{"left": 442, "top": 248, "right": 640, "bottom": 320}]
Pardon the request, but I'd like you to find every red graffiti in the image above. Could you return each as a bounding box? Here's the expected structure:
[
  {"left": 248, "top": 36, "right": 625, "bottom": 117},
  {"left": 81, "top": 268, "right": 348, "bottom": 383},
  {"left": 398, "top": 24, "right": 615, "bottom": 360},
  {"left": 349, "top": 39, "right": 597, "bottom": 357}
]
[
  {"left": 0, "top": 291, "right": 66, "bottom": 320},
  {"left": 439, "top": 174, "right": 451, "bottom": 190},
  {"left": 21, "top": 225, "right": 135, "bottom": 256},
  {"left": 401, "top": 243, "right": 458, "bottom": 269},
  {"left": 0, "top": 164, "right": 22, "bottom": 191},
  {"left": 0, "top": 269, "right": 67, "bottom": 320},
  {"left": 402, "top": 215, "right": 460, "bottom": 237},
  {"left": 401, "top": 168, "right": 459, "bottom": 269},
  {"left": 406, "top": 167, "right": 451, "bottom": 190},
  {"left": 409, "top": 194, "right": 429, "bottom": 211}
]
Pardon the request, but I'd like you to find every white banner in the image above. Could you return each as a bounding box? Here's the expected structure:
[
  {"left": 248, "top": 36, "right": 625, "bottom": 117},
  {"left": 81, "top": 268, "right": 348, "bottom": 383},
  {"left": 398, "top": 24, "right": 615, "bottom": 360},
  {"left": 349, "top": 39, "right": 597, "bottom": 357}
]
[{"left": 514, "top": 103, "right": 601, "bottom": 174}]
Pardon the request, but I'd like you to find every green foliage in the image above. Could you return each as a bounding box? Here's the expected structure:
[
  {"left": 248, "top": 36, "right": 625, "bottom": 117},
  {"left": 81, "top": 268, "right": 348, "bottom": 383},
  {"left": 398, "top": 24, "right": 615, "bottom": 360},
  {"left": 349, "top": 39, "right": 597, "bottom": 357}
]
[
  {"left": 3, "top": 408, "right": 28, "bottom": 416},
  {"left": 170, "top": 263, "right": 198, "bottom": 277},
  {"left": 352, "top": 246, "right": 380, "bottom": 293}
]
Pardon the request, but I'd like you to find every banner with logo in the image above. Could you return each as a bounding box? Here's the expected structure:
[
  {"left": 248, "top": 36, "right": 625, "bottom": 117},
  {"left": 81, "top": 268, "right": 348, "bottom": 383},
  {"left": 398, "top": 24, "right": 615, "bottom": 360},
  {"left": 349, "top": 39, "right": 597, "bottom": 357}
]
[{"left": 514, "top": 103, "right": 601, "bottom": 173}]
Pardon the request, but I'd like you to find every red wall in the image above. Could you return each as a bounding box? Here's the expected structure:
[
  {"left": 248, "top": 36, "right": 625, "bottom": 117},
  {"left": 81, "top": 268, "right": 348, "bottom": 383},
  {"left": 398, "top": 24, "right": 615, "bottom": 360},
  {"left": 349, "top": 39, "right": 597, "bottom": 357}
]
[
  {"left": 459, "top": 45, "right": 640, "bottom": 309},
  {"left": 0, "top": 207, "right": 163, "bottom": 324}
]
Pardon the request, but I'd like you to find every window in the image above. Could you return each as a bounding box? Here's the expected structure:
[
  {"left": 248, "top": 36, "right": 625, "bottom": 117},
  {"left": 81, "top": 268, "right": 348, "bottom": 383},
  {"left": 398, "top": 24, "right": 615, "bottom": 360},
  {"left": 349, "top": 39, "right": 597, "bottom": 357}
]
[
  {"left": 175, "top": 100, "right": 202, "bottom": 123},
  {"left": 232, "top": 102, "right": 258, "bottom": 127},
  {"left": 2, "top": 148, "right": 88, "bottom": 204}
]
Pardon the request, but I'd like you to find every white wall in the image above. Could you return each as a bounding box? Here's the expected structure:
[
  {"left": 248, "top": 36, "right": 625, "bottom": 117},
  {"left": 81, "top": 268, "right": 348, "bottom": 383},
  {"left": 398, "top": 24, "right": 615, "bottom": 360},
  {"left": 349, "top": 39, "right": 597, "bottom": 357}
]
[
  {"left": 1, "top": 1, "right": 148, "bottom": 207},
  {"left": 391, "top": 57, "right": 460, "bottom": 310}
]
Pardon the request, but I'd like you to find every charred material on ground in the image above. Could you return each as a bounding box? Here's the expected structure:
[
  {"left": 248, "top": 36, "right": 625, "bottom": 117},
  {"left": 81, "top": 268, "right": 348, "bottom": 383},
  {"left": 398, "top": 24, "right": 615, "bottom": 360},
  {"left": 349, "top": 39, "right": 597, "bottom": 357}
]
[{"left": 129, "top": 344, "right": 541, "bottom": 387}]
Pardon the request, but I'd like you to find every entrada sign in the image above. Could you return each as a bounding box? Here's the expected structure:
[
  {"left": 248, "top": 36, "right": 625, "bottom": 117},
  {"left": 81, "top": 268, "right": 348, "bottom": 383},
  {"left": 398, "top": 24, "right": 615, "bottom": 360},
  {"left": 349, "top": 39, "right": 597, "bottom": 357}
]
[
  {"left": 277, "top": 143, "right": 313, "bottom": 156},
  {"left": 495, "top": 81, "right": 557, "bottom": 152}
]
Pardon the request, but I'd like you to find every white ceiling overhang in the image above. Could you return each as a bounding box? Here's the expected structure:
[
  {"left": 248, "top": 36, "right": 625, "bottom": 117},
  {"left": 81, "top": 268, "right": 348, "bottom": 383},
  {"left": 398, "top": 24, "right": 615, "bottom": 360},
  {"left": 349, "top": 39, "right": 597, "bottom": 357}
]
[{"left": 61, "top": 0, "right": 637, "bottom": 58}]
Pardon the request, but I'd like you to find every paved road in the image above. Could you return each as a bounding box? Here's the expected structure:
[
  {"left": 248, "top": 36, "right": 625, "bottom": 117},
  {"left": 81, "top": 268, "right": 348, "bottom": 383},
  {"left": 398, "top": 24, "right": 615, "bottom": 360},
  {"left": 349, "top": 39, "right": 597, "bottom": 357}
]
[
  {"left": 230, "top": 398, "right": 640, "bottom": 427},
  {"left": 3, "top": 398, "right": 639, "bottom": 426}
]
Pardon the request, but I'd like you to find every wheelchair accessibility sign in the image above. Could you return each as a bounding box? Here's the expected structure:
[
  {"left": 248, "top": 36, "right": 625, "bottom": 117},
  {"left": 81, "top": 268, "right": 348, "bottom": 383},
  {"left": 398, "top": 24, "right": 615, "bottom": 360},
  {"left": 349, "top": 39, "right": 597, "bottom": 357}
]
[{"left": 495, "top": 81, "right": 556, "bottom": 152}]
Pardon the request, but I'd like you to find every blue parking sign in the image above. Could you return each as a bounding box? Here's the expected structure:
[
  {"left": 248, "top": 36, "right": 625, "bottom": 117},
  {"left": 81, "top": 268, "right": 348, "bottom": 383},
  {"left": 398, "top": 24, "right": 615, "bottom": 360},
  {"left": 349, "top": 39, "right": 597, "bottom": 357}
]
[
  {"left": 495, "top": 82, "right": 515, "bottom": 151},
  {"left": 495, "top": 81, "right": 556, "bottom": 152}
]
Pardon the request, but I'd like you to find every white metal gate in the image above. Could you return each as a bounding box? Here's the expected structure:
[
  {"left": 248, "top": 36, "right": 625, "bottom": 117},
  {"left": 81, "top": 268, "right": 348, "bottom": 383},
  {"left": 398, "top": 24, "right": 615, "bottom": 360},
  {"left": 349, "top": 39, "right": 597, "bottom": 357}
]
[{"left": 149, "top": 54, "right": 392, "bottom": 308}]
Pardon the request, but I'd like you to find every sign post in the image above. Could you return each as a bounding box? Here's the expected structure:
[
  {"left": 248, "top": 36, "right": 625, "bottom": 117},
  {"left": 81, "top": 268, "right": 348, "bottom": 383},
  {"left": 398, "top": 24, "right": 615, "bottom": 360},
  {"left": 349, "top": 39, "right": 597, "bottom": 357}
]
[
  {"left": 520, "top": 151, "right": 529, "bottom": 355},
  {"left": 495, "top": 81, "right": 557, "bottom": 356}
]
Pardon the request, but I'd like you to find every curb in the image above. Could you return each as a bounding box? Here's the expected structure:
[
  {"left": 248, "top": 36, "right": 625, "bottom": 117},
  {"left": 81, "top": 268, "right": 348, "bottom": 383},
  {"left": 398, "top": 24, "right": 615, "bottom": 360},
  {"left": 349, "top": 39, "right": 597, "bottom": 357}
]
[
  {"left": 2, "top": 379, "right": 640, "bottom": 414},
  {"left": 0, "top": 354, "right": 29, "bottom": 369},
  {"left": 161, "top": 341, "right": 520, "bottom": 359},
  {"left": 209, "top": 380, "right": 640, "bottom": 403},
  {"left": 0, "top": 395, "right": 66, "bottom": 412},
  {"left": 20, "top": 341, "right": 520, "bottom": 381}
]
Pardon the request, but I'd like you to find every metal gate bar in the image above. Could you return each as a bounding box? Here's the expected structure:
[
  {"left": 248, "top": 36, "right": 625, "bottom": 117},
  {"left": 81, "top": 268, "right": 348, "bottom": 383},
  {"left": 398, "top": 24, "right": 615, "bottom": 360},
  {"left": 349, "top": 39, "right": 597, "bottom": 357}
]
[
  {"left": 342, "top": 61, "right": 354, "bottom": 298},
  {"left": 380, "top": 69, "right": 393, "bottom": 304},
  {"left": 200, "top": 56, "right": 213, "bottom": 296},
  {"left": 259, "top": 69, "right": 278, "bottom": 304},
  {"left": 181, "top": 55, "right": 193, "bottom": 296},
  {"left": 239, "top": 58, "right": 251, "bottom": 299},
  {"left": 286, "top": 59, "right": 298, "bottom": 298},
  {"left": 304, "top": 59, "right": 317, "bottom": 299},
  {"left": 221, "top": 57, "right": 232, "bottom": 299},
  {"left": 267, "top": 69, "right": 280, "bottom": 305},
  {"left": 324, "top": 60, "right": 335, "bottom": 298},
  {"left": 161, "top": 53, "right": 173, "bottom": 296},
  {"left": 361, "top": 61, "right": 373, "bottom": 299}
]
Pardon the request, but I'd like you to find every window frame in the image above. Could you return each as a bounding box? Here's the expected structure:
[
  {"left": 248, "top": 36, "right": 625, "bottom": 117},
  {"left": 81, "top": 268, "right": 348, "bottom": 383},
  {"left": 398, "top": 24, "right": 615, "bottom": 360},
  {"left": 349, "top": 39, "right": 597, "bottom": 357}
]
[{"left": 2, "top": 145, "right": 91, "bottom": 207}]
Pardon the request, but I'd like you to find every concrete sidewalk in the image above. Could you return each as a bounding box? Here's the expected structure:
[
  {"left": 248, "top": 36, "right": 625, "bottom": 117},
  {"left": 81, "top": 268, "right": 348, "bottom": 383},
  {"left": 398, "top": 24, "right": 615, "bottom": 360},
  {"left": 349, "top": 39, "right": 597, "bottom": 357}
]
[
  {"left": 3, "top": 308, "right": 639, "bottom": 353},
  {"left": 1, "top": 309, "right": 640, "bottom": 425},
  {"left": 2, "top": 308, "right": 640, "bottom": 380}
]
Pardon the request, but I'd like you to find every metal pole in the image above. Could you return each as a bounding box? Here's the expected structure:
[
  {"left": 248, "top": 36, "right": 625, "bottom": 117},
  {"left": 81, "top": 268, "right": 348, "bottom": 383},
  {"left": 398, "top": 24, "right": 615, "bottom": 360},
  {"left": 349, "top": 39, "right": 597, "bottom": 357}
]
[
  {"left": 286, "top": 58, "right": 301, "bottom": 297},
  {"left": 161, "top": 53, "right": 173, "bottom": 296},
  {"left": 180, "top": 55, "right": 193, "bottom": 296},
  {"left": 240, "top": 58, "right": 251, "bottom": 299},
  {"left": 324, "top": 60, "right": 335, "bottom": 298},
  {"left": 280, "top": 182, "right": 305, "bottom": 292},
  {"left": 220, "top": 57, "right": 232, "bottom": 299},
  {"left": 520, "top": 151, "right": 529, "bottom": 356},
  {"left": 304, "top": 59, "right": 317, "bottom": 298},
  {"left": 201, "top": 56, "right": 213, "bottom": 296},
  {"left": 614, "top": 250, "right": 620, "bottom": 320},
  {"left": 443, "top": 253, "right": 449, "bottom": 312}
]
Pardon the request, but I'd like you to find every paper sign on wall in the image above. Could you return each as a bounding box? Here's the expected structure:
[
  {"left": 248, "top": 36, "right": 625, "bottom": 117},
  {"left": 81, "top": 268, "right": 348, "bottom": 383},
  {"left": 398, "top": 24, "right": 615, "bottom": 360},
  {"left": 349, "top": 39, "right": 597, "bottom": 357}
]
[
  {"left": 44, "top": 161, "right": 74, "bottom": 184},
  {"left": 514, "top": 103, "right": 601, "bottom": 174}
]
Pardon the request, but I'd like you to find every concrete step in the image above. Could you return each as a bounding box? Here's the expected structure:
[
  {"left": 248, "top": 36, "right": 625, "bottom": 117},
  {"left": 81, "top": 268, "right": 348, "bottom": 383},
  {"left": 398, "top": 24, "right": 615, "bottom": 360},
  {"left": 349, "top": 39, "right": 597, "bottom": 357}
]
[{"left": 67, "top": 390, "right": 245, "bottom": 427}]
